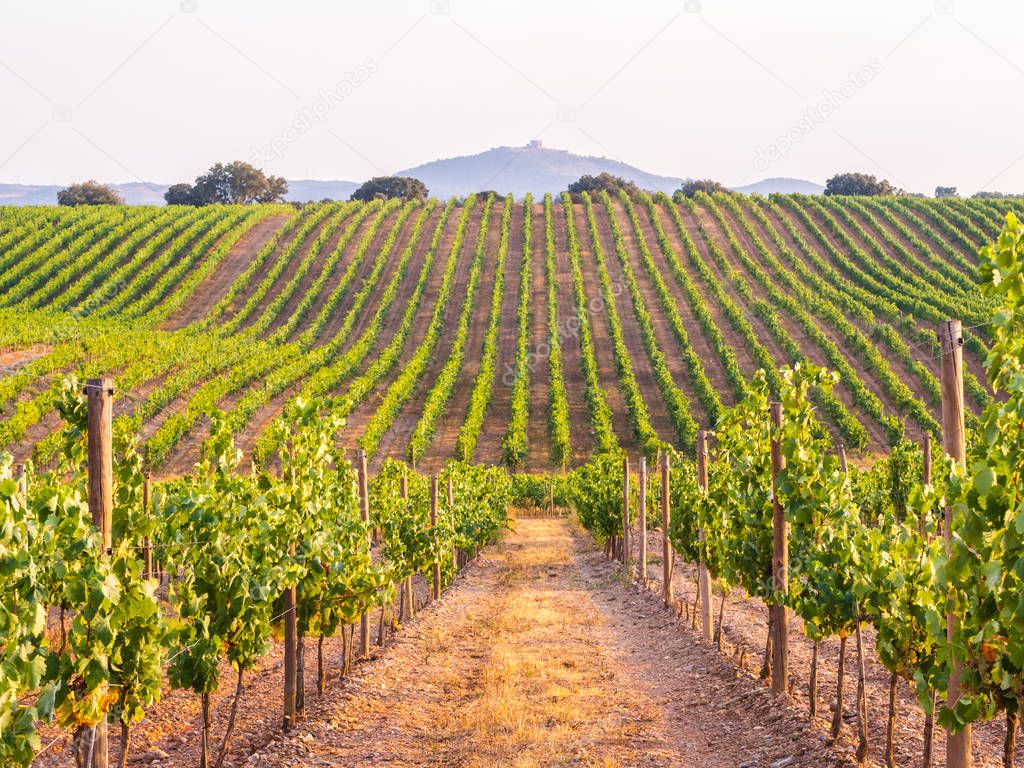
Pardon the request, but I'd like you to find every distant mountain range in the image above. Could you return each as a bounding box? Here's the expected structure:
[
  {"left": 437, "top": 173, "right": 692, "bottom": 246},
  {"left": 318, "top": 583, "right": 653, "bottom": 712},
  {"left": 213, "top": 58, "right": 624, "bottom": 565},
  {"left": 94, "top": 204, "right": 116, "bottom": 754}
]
[
  {"left": 0, "top": 180, "right": 361, "bottom": 206},
  {"left": 0, "top": 182, "right": 169, "bottom": 206},
  {"left": 0, "top": 144, "right": 823, "bottom": 204}
]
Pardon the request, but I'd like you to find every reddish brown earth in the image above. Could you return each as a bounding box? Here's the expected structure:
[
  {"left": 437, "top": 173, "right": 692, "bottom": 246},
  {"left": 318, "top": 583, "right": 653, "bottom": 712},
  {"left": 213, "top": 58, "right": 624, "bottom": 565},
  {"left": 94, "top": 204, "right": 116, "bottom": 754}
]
[
  {"left": 164, "top": 214, "right": 291, "bottom": 330},
  {"left": 590, "top": 200, "right": 678, "bottom": 444},
  {"left": 27, "top": 511, "right": 1024, "bottom": 768},
  {"left": 0, "top": 345, "right": 52, "bottom": 369},
  {"left": 472, "top": 202, "right": 525, "bottom": 466},
  {"left": 551, "top": 201, "right": 596, "bottom": 465},
  {"left": 327, "top": 205, "right": 462, "bottom": 468},
  {"left": 33, "top": 569, "right": 437, "bottom": 768},
  {"left": 710, "top": 199, "right": 894, "bottom": 450},
  {"left": 343, "top": 202, "right": 482, "bottom": 471},
  {"left": 419, "top": 202, "right": 504, "bottom": 470},
  {"left": 570, "top": 202, "right": 637, "bottom": 451}
]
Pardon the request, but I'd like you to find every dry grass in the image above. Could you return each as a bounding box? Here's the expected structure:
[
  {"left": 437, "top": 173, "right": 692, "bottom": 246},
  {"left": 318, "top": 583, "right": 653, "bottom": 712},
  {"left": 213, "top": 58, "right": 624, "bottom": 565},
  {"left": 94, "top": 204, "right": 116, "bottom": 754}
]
[{"left": 449, "top": 520, "right": 657, "bottom": 767}]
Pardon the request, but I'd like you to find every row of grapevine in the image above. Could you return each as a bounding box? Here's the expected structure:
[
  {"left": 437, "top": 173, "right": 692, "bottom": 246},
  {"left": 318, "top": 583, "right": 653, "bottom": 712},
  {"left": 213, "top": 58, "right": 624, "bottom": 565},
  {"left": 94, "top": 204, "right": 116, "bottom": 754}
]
[
  {"left": 642, "top": 191, "right": 750, "bottom": 400},
  {"left": 19, "top": 208, "right": 176, "bottom": 310},
  {"left": 764, "top": 196, "right": 992, "bottom": 413},
  {"left": 596, "top": 191, "right": 695, "bottom": 449},
  {"left": 259, "top": 200, "right": 453, "bottom": 456},
  {"left": 694, "top": 193, "right": 872, "bottom": 447},
  {"left": 0, "top": 206, "right": 115, "bottom": 296},
  {"left": 559, "top": 193, "right": 617, "bottom": 453},
  {"left": 54, "top": 206, "right": 211, "bottom": 313},
  {"left": 0, "top": 387, "right": 510, "bottom": 767},
  {"left": 457, "top": 195, "right": 514, "bottom": 461},
  {"left": 739, "top": 195, "right": 946, "bottom": 417},
  {"left": 564, "top": 211, "right": 1024, "bottom": 767},
  {"left": 578, "top": 192, "right": 661, "bottom": 454},
  {"left": 358, "top": 196, "right": 478, "bottom": 459},
  {"left": 502, "top": 194, "right": 534, "bottom": 467},
  {"left": 620, "top": 191, "right": 726, "bottom": 425},
  {"left": 407, "top": 195, "right": 497, "bottom": 463},
  {"left": 213, "top": 203, "right": 423, "bottom": 445},
  {"left": 542, "top": 194, "right": 573, "bottom": 466},
  {"left": 2, "top": 194, "right": 1015, "bottom": 474}
]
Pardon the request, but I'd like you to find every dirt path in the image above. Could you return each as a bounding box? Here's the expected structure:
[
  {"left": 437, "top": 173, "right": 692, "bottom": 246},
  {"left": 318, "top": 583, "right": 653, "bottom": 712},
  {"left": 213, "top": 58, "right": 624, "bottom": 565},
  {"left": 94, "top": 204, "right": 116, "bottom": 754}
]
[
  {"left": 163, "top": 214, "right": 290, "bottom": 330},
  {"left": 250, "top": 517, "right": 851, "bottom": 768}
]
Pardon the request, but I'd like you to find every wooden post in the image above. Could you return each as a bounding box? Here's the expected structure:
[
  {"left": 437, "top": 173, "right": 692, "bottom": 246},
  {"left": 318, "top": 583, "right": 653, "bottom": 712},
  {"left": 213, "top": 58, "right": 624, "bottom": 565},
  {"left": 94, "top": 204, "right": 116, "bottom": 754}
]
[
  {"left": 400, "top": 473, "right": 413, "bottom": 620},
  {"left": 549, "top": 478, "right": 554, "bottom": 516},
  {"left": 839, "top": 444, "right": 869, "bottom": 762},
  {"left": 939, "top": 320, "right": 972, "bottom": 768},
  {"left": 357, "top": 449, "right": 370, "bottom": 657},
  {"left": 696, "top": 430, "right": 713, "bottom": 644},
  {"left": 142, "top": 472, "right": 153, "bottom": 581},
  {"left": 622, "top": 456, "right": 630, "bottom": 569},
  {"left": 87, "top": 378, "right": 114, "bottom": 550},
  {"left": 921, "top": 431, "right": 936, "bottom": 768},
  {"left": 661, "top": 451, "right": 673, "bottom": 608},
  {"left": 14, "top": 463, "right": 26, "bottom": 495},
  {"left": 86, "top": 377, "right": 113, "bottom": 768},
  {"left": 283, "top": 545, "right": 297, "bottom": 731},
  {"left": 921, "top": 433, "right": 932, "bottom": 538},
  {"left": 769, "top": 402, "right": 788, "bottom": 697},
  {"left": 638, "top": 456, "right": 647, "bottom": 582},
  {"left": 431, "top": 476, "right": 441, "bottom": 601},
  {"left": 444, "top": 479, "right": 456, "bottom": 569}
]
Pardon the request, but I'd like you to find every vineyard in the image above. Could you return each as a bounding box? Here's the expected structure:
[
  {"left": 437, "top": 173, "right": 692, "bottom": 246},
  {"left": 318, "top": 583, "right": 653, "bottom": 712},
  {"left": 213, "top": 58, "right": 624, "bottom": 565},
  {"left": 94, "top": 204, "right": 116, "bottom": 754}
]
[
  {"left": 2, "top": 192, "right": 1024, "bottom": 767},
  {"left": 0, "top": 193, "right": 1011, "bottom": 473}
]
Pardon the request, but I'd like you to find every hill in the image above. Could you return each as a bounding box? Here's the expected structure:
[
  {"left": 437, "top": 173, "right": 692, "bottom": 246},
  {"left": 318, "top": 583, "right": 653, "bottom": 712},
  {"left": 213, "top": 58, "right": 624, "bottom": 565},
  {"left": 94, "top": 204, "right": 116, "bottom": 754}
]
[
  {"left": 395, "top": 142, "right": 684, "bottom": 199},
  {"left": 731, "top": 177, "right": 825, "bottom": 195}
]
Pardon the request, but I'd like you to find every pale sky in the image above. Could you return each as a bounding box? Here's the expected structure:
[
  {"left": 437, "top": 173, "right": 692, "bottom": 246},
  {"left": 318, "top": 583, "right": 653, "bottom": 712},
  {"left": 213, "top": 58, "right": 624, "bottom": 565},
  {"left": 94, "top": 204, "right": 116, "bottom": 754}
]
[{"left": 2, "top": 0, "right": 1023, "bottom": 194}]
